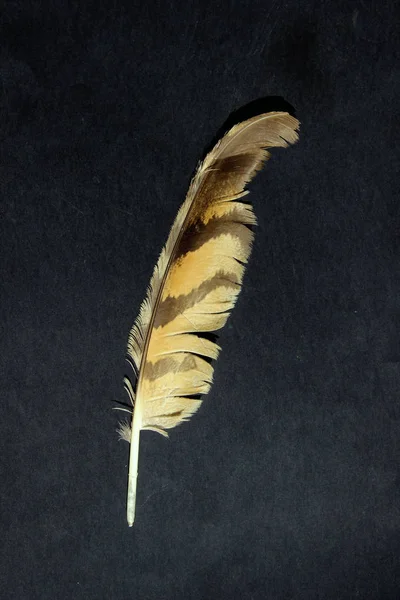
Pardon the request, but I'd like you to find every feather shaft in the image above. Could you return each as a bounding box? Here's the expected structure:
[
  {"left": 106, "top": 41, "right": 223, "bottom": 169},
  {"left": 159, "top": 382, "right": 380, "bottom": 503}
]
[{"left": 127, "top": 397, "right": 142, "bottom": 526}]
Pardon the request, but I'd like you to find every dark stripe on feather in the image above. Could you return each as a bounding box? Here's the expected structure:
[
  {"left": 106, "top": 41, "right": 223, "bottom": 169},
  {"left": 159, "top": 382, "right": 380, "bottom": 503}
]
[
  {"left": 175, "top": 216, "right": 253, "bottom": 262},
  {"left": 154, "top": 271, "right": 241, "bottom": 328}
]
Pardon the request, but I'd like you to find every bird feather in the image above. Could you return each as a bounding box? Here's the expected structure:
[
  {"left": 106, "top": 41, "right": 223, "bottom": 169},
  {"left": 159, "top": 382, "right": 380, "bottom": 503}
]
[{"left": 121, "top": 111, "right": 300, "bottom": 525}]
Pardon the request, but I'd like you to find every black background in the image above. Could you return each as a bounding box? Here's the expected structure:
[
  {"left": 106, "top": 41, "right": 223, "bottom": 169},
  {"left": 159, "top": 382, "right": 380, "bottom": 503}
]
[{"left": 1, "top": 1, "right": 399, "bottom": 598}]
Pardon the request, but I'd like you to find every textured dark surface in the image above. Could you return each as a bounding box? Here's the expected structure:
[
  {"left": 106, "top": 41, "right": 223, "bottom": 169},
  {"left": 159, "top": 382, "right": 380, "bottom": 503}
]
[{"left": 1, "top": 1, "right": 399, "bottom": 598}]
